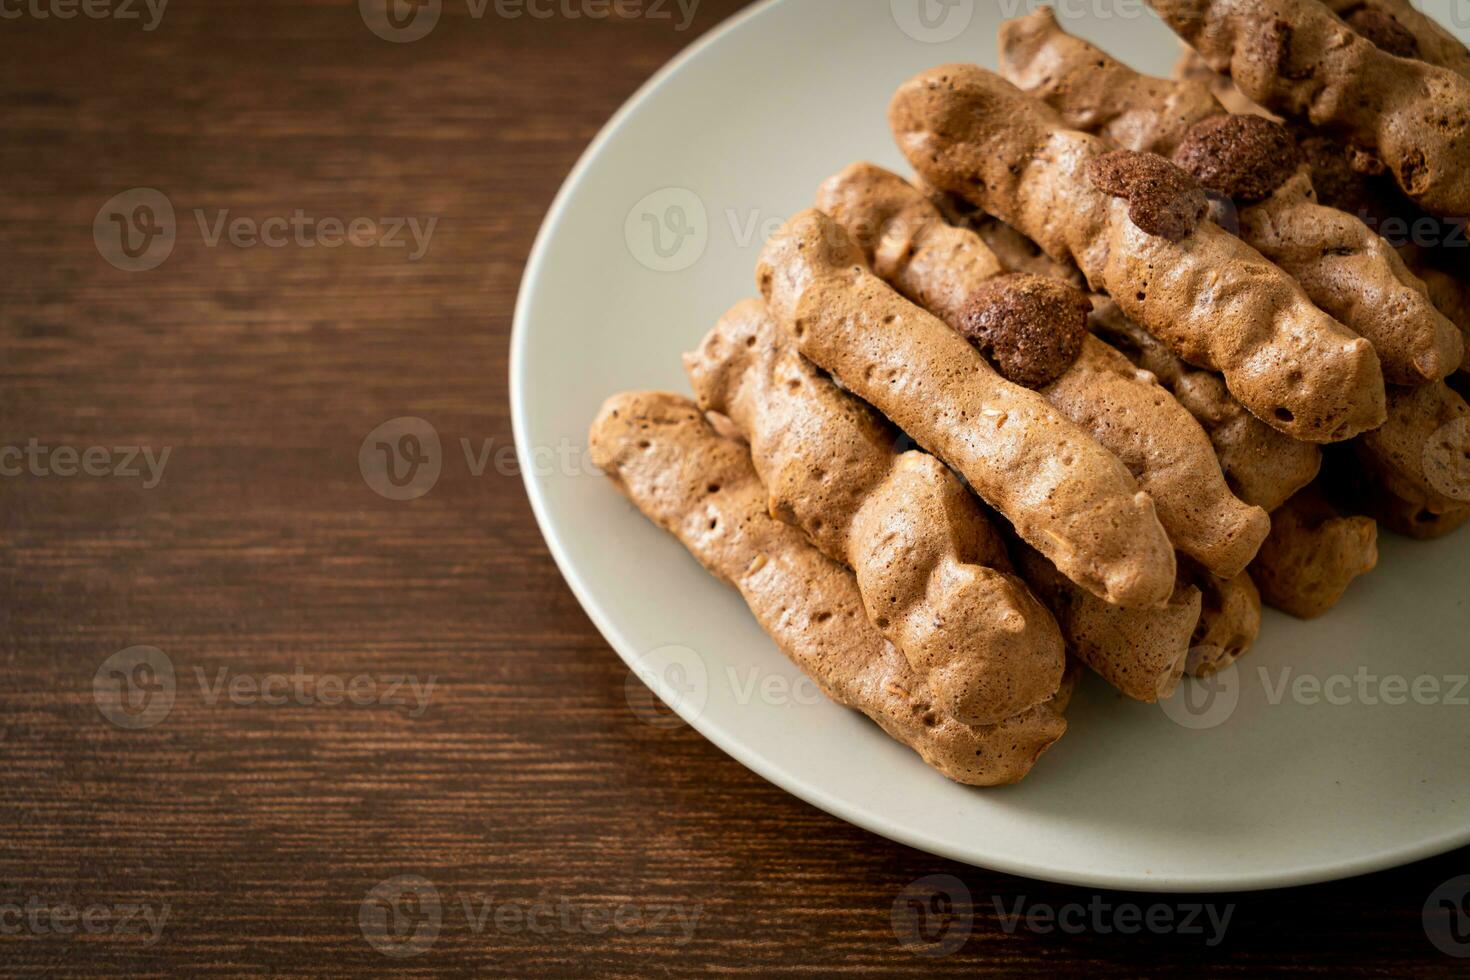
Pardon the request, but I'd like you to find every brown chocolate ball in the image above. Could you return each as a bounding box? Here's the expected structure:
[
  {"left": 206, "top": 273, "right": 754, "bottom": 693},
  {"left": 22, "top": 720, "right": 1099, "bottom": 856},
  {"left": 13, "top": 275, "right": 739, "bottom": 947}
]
[{"left": 959, "top": 274, "right": 1092, "bottom": 389}]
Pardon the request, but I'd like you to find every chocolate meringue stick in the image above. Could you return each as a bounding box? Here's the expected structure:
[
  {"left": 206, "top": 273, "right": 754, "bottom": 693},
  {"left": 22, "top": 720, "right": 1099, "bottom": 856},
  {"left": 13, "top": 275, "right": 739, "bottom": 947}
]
[
  {"left": 1319, "top": 0, "right": 1470, "bottom": 81},
  {"left": 940, "top": 200, "right": 1318, "bottom": 510},
  {"left": 1013, "top": 542, "right": 1200, "bottom": 701},
  {"left": 588, "top": 391, "right": 1069, "bottom": 786},
  {"left": 1188, "top": 568, "right": 1261, "bottom": 675},
  {"left": 1146, "top": 0, "right": 1470, "bottom": 217},
  {"left": 1353, "top": 381, "right": 1470, "bottom": 531},
  {"left": 890, "top": 64, "right": 1387, "bottom": 442},
  {"left": 685, "top": 299, "right": 1066, "bottom": 726},
  {"left": 816, "top": 162, "right": 1270, "bottom": 580},
  {"left": 757, "top": 208, "right": 1178, "bottom": 609},
  {"left": 1251, "top": 483, "right": 1379, "bottom": 619},
  {"left": 965, "top": 212, "right": 1321, "bottom": 511},
  {"left": 1174, "top": 45, "right": 1275, "bottom": 118},
  {"left": 999, "top": 8, "right": 1463, "bottom": 385},
  {"left": 1088, "top": 295, "right": 1322, "bottom": 513}
]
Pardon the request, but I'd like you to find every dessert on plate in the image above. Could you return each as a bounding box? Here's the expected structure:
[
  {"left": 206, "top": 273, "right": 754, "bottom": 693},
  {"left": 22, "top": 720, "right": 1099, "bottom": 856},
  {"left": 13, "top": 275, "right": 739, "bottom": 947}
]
[{"left": 588, "top": 3, "right": 1470, "bottom": 785}]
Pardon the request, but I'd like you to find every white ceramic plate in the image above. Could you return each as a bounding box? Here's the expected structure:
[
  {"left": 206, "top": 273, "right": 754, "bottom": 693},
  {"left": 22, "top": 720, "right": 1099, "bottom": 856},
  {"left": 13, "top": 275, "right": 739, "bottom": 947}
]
[{"left": 511, "top": 0, "right": 1470, "bottom": 891}]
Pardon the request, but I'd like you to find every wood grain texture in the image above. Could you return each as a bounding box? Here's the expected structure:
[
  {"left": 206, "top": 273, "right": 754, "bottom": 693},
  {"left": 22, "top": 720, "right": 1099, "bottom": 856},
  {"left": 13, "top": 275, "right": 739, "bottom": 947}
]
[{"left": 0, "top": 0, "right": 1464, "bottom": 975}]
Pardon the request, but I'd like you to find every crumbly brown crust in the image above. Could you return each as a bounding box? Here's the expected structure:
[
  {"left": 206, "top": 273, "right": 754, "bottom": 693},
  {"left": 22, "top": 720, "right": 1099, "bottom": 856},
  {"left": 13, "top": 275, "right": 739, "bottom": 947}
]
[
  {"left": 1250, "top": 484, "right": 1378, "bottom": 619},
  {"left": 1172, "top": 114, "right": 1301, "bottom": 201},
  {"left": 1147, "top": 0, "right": 1470, "bottom": 217},
  {"left": 757, "top": 208, "right": 1179, "bottom": 608},
  {"left": 958, "top": 274, "right": 1090, "bottom": 388},
  {"left": 1087, "top": 150, "right": 1209, "bottom": 241},
  {"left": 588, "top": 391, "right": 1070, "bottom": 786},
  {"left": 974, "top": 214, "right": 1088, "bottom": 287},
  {"left": 890, "top": 64, "right": 1386, "bottom": 441},
  {"left": 684, "top": 299, "right": 1066, "bottom": 726}
]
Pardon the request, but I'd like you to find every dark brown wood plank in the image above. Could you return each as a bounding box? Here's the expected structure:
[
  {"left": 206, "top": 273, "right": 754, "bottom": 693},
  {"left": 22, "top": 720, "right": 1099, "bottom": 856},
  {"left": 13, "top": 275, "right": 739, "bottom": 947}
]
[{"left": 0, "top": 0, "right": 1464, "bottom": 975}]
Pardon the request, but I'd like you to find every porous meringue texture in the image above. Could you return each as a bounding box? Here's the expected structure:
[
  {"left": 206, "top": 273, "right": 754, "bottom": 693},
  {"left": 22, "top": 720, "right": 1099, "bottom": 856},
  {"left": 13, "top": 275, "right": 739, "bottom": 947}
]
[
  {"left": 1187, "top": 569, "right": 1262, "bottom": 676},
  {"left": 684, "top": 299, "right": 1066, "bottom": 727},
  {"left": 1354, "top": 381, "right": 1470, "bottom": 517},
  {"left": 1251, "top": 484, "right": 1379, "bottom": 619},
  {"left": 890, "top": 63, "right": 1386, "bottom": 442},
  {"left": 1319, "top": 0, "right": 1470, "bottom": 79},
  {"left": 756, "top": 207, "right": 1178, "bottom": 609},
  {"left": 1089, "top": 295, "right": 1323, "bottom": 513},
  {"left": 1014, "top": 542, "right": 1199, "bottom": 702},
  {"left": 1146, "top": 0, "right": 1470, "bottom": 217},
  {"left": 998, "top": 9, "right": 1463, "bottom": 386},
  {"left": 588, "top": 391, "right": 1069, "bottom": 786},
  {"left": 1343, "top": 5, "right": 1419, "bottom": 59},
  {"left": 816, "top": 164, "right": 1269, "bottom": 581},
  {"left": 1001, "top": 7, "right": 1226, "bottom": 152}
]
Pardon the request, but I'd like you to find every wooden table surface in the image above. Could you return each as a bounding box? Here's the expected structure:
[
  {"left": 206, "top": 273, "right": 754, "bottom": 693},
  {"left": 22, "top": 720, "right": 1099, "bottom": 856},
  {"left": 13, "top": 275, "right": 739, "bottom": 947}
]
[{"left": 1, "top": 0, "right": 1465, "bottom": 975}]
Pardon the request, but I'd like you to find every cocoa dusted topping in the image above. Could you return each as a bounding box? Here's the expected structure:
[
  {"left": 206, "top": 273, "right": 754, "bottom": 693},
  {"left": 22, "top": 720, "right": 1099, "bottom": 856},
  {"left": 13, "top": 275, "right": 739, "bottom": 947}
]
[
  {"left": 1346, "top": 6, "right": 1419, "bottom": 59},
  {"left": 1087, "top": 150, "right": 1209, "bottom": 241},
  {"left": 1173, "top": 114, "right": 1303, "bottom": 202},
  {"left": 958, "top": 273, "right": 1092, "bottom": 389}
]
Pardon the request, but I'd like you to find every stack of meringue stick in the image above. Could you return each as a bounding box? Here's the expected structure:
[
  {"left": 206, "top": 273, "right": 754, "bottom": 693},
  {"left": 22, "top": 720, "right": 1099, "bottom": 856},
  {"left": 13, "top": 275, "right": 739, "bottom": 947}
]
[{"left": 589, "top": 2, "right": 1470, "bottom": 785}]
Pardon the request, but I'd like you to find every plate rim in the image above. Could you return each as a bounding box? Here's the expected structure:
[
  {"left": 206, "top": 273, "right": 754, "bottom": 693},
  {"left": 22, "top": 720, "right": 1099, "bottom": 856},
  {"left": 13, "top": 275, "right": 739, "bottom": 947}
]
[{"left": 508, "top": 0, "right": 1470, "bottom": 893}]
